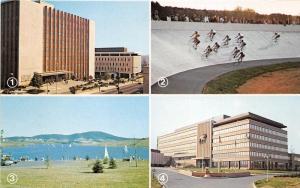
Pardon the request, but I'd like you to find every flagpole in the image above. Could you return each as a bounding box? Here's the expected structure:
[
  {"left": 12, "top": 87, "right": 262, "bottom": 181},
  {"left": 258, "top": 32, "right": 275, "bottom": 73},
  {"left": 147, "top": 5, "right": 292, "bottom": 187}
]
[
  {"left": 235, "top": 140, "right": 237, "bottom": 172},
  {"left": 218, "top": 133, "right": 220, "bottom": 173}
]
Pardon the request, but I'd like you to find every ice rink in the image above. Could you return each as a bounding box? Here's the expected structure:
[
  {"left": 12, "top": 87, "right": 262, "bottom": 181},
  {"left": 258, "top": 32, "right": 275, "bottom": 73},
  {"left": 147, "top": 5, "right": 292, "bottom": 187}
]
[{"left": 151, "top": 21, "right": 300, "bottom": 85}]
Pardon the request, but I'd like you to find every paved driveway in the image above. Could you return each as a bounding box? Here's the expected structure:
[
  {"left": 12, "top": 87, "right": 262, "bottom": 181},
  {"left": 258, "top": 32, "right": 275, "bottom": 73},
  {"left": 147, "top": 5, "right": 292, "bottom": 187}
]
[{"left": 153, "top": 168, "right": 268, "bottom": 188}]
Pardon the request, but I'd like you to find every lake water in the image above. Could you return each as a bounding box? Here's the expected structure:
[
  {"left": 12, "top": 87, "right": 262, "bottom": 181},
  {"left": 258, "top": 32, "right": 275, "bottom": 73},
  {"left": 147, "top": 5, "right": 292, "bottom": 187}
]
[{"left": 3, "top": 144, "right": 149, "bottom": 161}]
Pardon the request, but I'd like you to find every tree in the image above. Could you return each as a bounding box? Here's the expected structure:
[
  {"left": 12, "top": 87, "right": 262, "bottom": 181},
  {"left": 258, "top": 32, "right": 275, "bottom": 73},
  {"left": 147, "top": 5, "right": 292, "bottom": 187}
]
[
  {"left": 92, "top": 160, "right": 104, "bottom": 173},
  {"left": 109, "top": 158, "right": 117, "bottom": 169},
  {"left": 102, "top": 73, "right": 111, "bottom": 81},
  {"left": 103, "top": 157, "right": 108, "bottom": 164},
  {"left": 30, "top": 73, "right": 43, "bottom": 88},
  {"left": 69, "top": 86, "right": 76, "bottom": 94}
]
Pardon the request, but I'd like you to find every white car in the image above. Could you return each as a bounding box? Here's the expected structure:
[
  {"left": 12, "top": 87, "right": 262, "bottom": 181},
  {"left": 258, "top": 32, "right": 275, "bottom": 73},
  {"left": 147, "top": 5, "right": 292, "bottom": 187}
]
[{"left": 4, "top": 160, "right": 14, "bottom": 166}]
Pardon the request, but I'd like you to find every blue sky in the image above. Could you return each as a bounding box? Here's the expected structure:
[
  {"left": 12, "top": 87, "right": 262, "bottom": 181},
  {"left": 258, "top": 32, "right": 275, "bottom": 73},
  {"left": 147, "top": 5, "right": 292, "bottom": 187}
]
[
  {"left": 49, "top": 0, "right": 149, "bottom": 55},
  {"left": 0, "top": 96, "right": 149, "bottom": 138},
  {"left": 151, "top": 96, "right": 300, "bottom": 153}
]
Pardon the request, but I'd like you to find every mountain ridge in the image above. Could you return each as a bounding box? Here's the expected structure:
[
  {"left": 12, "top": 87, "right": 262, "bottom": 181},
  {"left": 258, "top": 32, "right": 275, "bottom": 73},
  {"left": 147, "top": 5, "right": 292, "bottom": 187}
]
[{"left": 6, "top": 131, "right": 146, "bottom": 143}]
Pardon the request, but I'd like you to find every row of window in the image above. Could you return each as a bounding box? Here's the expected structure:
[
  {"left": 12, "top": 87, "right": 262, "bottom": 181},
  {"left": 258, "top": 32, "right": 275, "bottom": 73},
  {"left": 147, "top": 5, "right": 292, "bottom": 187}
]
[
  {"left": 213, "top": 123, "right": 249, "bottom": 135},
  {"left": 250, "top": 133, "right": 287, "bottom": 145},
  {"left": 213, "top": 132, "right": 287, "bottom": 146},
  {"left": 158, "top": 135, "right": 196, "bottom": 147},
  {"left": 95, "top": 67, "right": 130, "bottom": 72},
  {"left": 250, "top": 124, "right": 287, "bottom": 138},
  {"left": 96, "top": 57, "right": 132, "bottom": 61},
  {"left": 96, "top": 63, "right": 130, "bottom": 67},
  {"left": 212, "top": 160, "right": 249, "bottom": 168},
  {"left": 213, "top": 151, "right": 249, "bottom": 158},
  {"left": 46, "top": 11, "right": 87, "bottom": 22},
  {"left": 45, "top": 38, "right": 88, "bottom": 43},
  {"left": 160, "top": 146, "right": 196, "bottom": 155},
  {"left": 213, "top": 133, "right": 249, "bottom": 143},
  {"left": 250, "top": 151, "right": 289, "bottom": 160},
  {"left": 213, "top": 123, "right": 287, "bottom": 139},
  {"left": 158, "top": 128, "right": 197, "bottom": 143},
  {"left": 45, "top": 57, "right": 88, "bottom": 61},
  {"left": 46, "top": 20, "right": 88, "bottom": 26},
  {"left": 96, "top": 67, "right": 131, "bottom": 72},
  {"left": 45, "top": 46, "right": 88, "bottom": 50},
  {"left": 45, "top": 31, "right": 87, "bottom": 35},
  {"left": 250, "top": 142, "right": 287, "bottom": 153},
  {"left": 213, "top": 142, "right": 249, "bottom": 151}
]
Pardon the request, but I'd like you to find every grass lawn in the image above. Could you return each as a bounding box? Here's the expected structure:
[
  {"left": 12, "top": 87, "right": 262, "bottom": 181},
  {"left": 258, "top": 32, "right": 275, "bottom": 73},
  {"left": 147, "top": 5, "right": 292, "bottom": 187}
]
[
  {"left": 255, "top": 177, "right": 300, "bottom": 188},
  {"left": 151, "top": 176, "right": 162, "bottom": 188},
  {"left": 1, "top": 160, "right": 149, "bottom": 188},
  {"left": 203, "top": 61, "right": 300, "bottom": 94}
]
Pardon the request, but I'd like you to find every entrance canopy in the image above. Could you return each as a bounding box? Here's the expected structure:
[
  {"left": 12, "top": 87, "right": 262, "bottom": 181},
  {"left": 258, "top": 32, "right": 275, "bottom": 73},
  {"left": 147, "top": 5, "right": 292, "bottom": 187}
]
[{"left": 36, "top": 71, "right": 72, "bottom": 77}]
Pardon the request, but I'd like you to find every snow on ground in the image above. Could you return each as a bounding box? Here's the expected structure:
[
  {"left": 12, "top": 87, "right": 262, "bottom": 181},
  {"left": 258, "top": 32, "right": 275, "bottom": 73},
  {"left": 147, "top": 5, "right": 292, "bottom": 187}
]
[{"left": 151, "top": 21, "right": 300, "bottom": 85}]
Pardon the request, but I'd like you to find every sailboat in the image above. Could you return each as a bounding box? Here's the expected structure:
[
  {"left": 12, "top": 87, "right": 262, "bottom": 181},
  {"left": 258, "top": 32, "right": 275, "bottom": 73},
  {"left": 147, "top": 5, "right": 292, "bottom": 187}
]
[
  {"left": 124, "top": 145, "right": 128, "bottom": 153},
  {"left": 104, "top": 145, "right": 109, "bottom": 159},
  {"left": 123, "top": 145, "right": 130, "bottom": 161}
]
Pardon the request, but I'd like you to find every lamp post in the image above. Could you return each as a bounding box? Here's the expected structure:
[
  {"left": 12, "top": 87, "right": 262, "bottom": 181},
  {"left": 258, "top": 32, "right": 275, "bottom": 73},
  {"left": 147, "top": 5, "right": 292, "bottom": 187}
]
[
  {"left": 235, "top": 140, "right": 237, "bottom": 171},
  {"left": 218, "top": 133, "right": 221, "bottom": 173},
  {"left": 114, "top": 72, "right": 120, "bottom": 94},
  {"left": 98, "top": 81, "right": 102, "bottom": 93},
  {"left": 1, "top": 130, "right": 4, "bottom": 163},
  {"left": 264, "top": 154, "right": 271, "bottom": 182}
]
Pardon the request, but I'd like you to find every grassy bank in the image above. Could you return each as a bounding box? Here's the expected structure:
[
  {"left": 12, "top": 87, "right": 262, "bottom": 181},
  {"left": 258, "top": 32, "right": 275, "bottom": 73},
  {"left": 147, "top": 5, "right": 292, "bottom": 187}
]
[
  {"left": 255, "top": 177, "right": 300, "bottom": 188},
  {"left": 203, "top": 61, "right": 300, "bottom": 94},
  {"left": 1, "top": 160, "right": 149, "bottom": 188},
  {"left": 151, "top": 176, "right": 162, "bottom": 188}
]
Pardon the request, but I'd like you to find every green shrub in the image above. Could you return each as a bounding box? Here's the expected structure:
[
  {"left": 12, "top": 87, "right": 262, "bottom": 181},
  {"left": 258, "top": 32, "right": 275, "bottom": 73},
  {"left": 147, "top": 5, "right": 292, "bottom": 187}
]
[
  {"left": 103, "top": 157, "right": 108, "bottom": 164},
  {"left": 92, "top": 160, "right": 104, "bottom": 173},
  {"left": 30, "top": 73, "right": 43, "bottom": 88},
  {"left": 109, "top": 158, "right": 117, "bottom": 169},
  {"left": 69, "top": 86, "right": 76, "bottom": 94},
  {"left": 27, "top": 89, "right": 44, "bottom": 94}
]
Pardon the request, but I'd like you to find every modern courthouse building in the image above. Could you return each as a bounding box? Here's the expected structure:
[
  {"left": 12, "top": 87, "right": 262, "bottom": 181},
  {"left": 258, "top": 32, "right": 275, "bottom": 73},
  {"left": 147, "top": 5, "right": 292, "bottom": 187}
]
[
  {"left": 95, "top": 47, "right": 141, "bottom": 79},
  {"left": 157, "top": 112, "right": 297, "bottom": 170},
  {"left": 1, "top": 0, "right": 95, "bottom": 87}
]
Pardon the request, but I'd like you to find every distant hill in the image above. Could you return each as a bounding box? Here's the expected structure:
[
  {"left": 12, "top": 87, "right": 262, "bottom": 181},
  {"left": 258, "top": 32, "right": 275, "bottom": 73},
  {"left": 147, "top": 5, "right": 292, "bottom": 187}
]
[{"left": 6, "top": 131, "right": 132, "bottom": 143}]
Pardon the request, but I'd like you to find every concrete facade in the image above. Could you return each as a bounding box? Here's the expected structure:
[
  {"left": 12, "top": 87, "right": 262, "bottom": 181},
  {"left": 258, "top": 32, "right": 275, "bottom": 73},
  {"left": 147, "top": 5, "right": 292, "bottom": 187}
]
[
  {"left": 1, "top": 0, "right": 95, "bottom": 87},
  {"left": 142, "top": 64, "right": 149, "bottom": 94},
  {"left": 95, "top": 47, "right": 142, "bottom": 79},
  {"left": 157, "top": 112, "right": 294, "bottom": 170},
  {"left": 289, "top": 153, "right": 300, "bottom": 171},
  {"left": 151, "top": 149, "right": 174, "bottom": 167},
  {"left": 157, "top": 124, "right": 198, "bottom": 167}
]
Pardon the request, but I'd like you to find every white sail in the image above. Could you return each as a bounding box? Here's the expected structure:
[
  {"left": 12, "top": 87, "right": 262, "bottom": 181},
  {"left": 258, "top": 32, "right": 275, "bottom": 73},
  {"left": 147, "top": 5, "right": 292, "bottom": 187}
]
[
  {"left": 104, "top": 145, "right": 109, "bottom": 159},
  {"left": 124, "top": 145, "right": 128, "bottom": 153}
]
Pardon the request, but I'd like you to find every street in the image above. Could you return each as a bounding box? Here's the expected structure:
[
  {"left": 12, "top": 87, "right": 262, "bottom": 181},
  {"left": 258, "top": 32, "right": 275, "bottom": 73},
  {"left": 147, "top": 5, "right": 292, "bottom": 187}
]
[{"left": 153, "top": 168, "right": 268, "bottom": 188}]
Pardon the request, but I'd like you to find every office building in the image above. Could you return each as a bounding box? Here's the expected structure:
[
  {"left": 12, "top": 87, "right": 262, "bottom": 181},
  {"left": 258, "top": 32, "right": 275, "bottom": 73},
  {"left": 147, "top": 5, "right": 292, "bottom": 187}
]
[
  {"left": 1, "top": 0, "right": 95, "bottom": 87},
  {"left": 95, "top": 47, "right": 141, "bottom": 79},
  {"left": 157, "top": 112, "right": 291, "bottom": 170}
]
